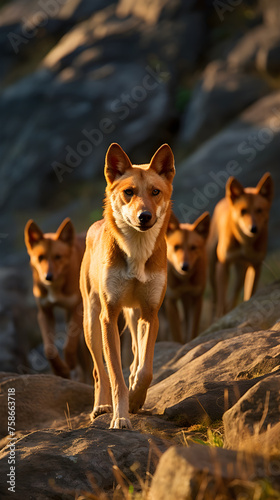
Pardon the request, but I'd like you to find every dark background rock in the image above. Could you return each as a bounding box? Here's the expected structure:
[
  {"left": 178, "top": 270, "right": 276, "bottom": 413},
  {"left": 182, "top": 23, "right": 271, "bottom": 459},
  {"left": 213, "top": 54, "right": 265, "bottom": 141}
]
[
  {"left": 0, "top": 268, "right": 35, "bottom": 373},
  {"left": 227, "top": 25, "right": 280, "bottom": 71},
  {"left": 178, "top": 61, "right": 269, "bottom": 151}
]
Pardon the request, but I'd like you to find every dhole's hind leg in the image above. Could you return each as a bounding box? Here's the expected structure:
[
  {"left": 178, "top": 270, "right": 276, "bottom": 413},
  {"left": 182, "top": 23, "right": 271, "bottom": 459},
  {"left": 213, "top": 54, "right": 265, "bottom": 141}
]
[
  {"left": 129, "top": 310, "right": 159, "bottom": 413},
  {"left": 228, "top": 262, "right": 247, "bottom": 311},
  {"left": 83, "top": 294, "right": 112, "bottom": 420},
  {"left": 123, "top": 308, "right": 139, "bottom": 390},
  {"left": 38, "top": 306, "right": 70, "bottom": 378}
]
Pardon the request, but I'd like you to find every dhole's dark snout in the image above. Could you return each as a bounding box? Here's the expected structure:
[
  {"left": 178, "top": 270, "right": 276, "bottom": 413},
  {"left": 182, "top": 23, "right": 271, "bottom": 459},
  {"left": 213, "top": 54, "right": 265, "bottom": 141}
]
[
  {"left": 138, "top": 211, "right": 152, "bottom": 226},
  {"left": 45, "top": 272, "right": 53, "bottom": 282},
  {"left": 181, "top": 262, "right": 189, "bottom": 272},
  {"left": 250, "top": 224, "right": 257, "bottom": 234}
]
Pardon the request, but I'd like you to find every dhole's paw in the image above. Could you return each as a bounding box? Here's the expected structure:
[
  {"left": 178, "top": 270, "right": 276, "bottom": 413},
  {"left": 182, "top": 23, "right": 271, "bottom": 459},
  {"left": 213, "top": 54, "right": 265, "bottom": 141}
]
[
  {"left": 90, "top": 405, "right": 112, "bottom": 421},
  {"left": 110, "top": 417, "right": 132, "bottom": 430},
  {"left": 129, "top": 388, "right": 146, "bottom": 413}
]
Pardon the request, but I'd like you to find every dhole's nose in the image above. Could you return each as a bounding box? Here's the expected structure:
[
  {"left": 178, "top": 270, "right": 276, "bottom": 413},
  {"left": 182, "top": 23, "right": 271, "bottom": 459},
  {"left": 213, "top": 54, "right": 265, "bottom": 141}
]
[
  {"left": 250, "top": 225, "right": 257, "bottom": 234},
  {"left": 181, "top": 262, "right": 189, "bottom": 272},
  {"left": 138, "top": 211, "right": 152, "bottom": 225},
  {"left": 45, "top": 272, "right": 53, "bottom": 282}
]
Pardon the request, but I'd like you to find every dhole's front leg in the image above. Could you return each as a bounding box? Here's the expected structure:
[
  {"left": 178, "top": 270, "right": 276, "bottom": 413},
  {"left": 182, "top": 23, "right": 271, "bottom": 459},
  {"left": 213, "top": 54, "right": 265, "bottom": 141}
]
[
  {"left": 100, "top": 304, "right": 131, "bottom": 429},
  {"left": 244, "top": 264, "right": 261, "bottom": 301},
  {"left": 215, "top": 261, "right": 230, "bottom": 318},
  {"left": 64, "top": 303, "right": 83, "bottom": 370},
  {"left": 165, "top": 297, "right": 183, "bottom": 343},
  {"left": 83, "top": 294, "right": 112, "bottom": 419},
  {"left": 124, "top": 308, "right": 139, "bottom": 391},
  {"left": 183, "top": 295, "right": 202, "bottom": 342},
  {"left": 129, "top": 310, "right": 159, "bottom": 413},
  {"left": 37, "top": 305, "right": 70, "bottom": 378},
  {"left": 228, "top": 262, "right": 247, "bottom": 311}
]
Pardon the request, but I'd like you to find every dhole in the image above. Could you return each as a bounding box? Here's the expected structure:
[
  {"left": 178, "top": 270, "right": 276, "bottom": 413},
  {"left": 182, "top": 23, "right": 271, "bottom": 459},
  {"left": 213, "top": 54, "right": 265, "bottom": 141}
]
[
  {"left": 208, "top": 173, "right": 273, "bottom": 318},
  {"left": 80, "top": 143, "right": 175, "bottom": 429},
  {"left": 165, "top": 211, "right": 210, "bottom": 343},
  {"left": 24, "top": 218, "right": 89, "bottom": 379}
]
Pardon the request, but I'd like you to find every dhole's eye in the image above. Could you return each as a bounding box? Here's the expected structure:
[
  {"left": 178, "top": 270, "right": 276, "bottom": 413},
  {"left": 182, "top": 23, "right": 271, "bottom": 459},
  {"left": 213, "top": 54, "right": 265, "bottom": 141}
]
[
  {"left": 38, "top": 254, "right": 45, "bottom": 262},
  {"left": 190, "top": 245, "right": 197, "bottom": 251},
  {"left": 256, "top": 208, "right": 263, "bottom": 214},
  {"left": 174, "top": 245, "right": 181, "bottom": 252},
  {"left": 54, "top": 254, "right": 62, "bottom": 261},
  {"left": 241, "top": 208, "right": 247, "bottom": 216},
  {"left": 124, "top": 189, "right": 133, "bottom": 196},
  {"left": 152, "top": 189, "right": 160, "bottom": 196}
]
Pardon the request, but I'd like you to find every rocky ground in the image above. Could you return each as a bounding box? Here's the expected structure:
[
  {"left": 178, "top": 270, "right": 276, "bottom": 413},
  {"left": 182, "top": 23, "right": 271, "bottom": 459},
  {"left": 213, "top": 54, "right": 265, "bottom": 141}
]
[
  {"left": 1, "top": 0, "right": 280, "bottom": 498},
  {"left": 0, "top": 281, "right": 280, "bottom": 499}
]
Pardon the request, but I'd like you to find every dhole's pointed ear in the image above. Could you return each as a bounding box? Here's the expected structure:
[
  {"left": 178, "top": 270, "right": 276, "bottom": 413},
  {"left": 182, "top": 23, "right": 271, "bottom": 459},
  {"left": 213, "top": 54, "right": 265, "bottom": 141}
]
[
  {"left": 256, "top": 172, "right": 274, "bottom": 203},
  {"left": 105, "top": 143, "right": 132, "bottom": 184},
  {"left": 193, "top": 212, "right": 210, "bottom": 239},
  {"left": 56, "top": 218, "right": 75, "bottom": 245},
  {"left": 226, "top": 177, "right": 244, "bottom": 202},
  {"left": 167, "top": 212, "right": 180, "bottom": 234},
  {"left": 149, "top": 144, "right": 175, "bottom": 181},
  {"left": 24, "top": 220, "right": 44, "bottom": 250}
]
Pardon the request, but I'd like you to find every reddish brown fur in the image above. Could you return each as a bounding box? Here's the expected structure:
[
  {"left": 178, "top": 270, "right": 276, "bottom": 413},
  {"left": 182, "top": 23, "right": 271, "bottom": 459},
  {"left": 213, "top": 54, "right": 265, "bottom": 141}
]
[
  {"left": 165, "top": 211, "right": 210, "bottom": 343},
  {"left": 208, "top": 173, "right": 274, "bottom": 318},
  {"left": 24, "top": 218, "right": 91, "bottom": 380},
  {"left": 80, "top": 143, "right": 175, "bottom": 429}
]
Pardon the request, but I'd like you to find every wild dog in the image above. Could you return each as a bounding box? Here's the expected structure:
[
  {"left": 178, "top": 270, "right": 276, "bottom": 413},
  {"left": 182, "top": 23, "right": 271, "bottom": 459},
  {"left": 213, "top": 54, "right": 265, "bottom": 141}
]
[
  {"left": 24, "top": 218, "right": 89, "bottom": 379},
  {"left": 80, "top": 143, "right": 175, "bottom": 429},
  {"left": 165, "top": 211, "right": 210, "bottom": 343},
  {"left": 208, "top": 173, "right": 274, "bottom": 319}
]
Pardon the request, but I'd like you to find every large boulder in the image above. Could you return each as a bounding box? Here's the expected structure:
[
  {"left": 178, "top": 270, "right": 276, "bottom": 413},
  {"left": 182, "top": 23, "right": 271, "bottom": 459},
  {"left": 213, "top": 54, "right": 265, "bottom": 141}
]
[
  {"left": 223, "top": 375, "right": 280, "bottom": 452},
  {"left": 144, "top": 281, "right": 280, "bottom": 425},
  {"left": 0, "top": 0, "right": 115, "bottom": 83},
  {"left": 179, "top": 61, "right": 269, "bottom": 149},
  {"left": 150, "top": 444, "right": 280, "bottom": 500},
  {"left": 0, "top": 423, "right": 168, "bottom": 499},
  {"left": 145, "top": 324, "right": 280, "bottom": 425},
  {"left": 0, "top": 373, "right": 93, "bottom": 439}
]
